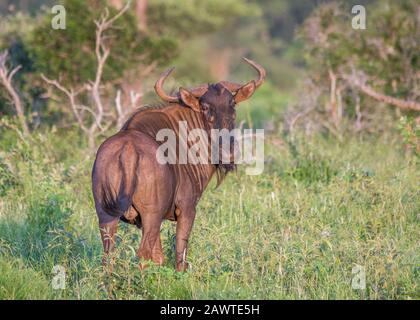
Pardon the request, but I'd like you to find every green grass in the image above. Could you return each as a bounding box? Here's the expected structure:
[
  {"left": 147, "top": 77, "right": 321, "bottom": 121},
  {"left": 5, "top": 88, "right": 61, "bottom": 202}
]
[{"left": 0, "top": 128, "right": 418, "bottom": 299}]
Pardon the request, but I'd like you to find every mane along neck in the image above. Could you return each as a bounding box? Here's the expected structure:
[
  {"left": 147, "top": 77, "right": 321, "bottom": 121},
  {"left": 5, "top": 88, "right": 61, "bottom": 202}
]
[{"left": 122, "top": 103, "right": 217, "bottom": 195}]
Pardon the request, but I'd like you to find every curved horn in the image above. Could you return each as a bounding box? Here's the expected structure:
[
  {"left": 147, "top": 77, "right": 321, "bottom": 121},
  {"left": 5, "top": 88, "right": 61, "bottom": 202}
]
[
  {"left": 220, "top": 57, "right": 266, "bottom": 92},
  {"left": 243, "top": 57, "right": 266, "bottom": 88},
  {"left": 154, "top": 67, "right": 179, "bottom": 103}
]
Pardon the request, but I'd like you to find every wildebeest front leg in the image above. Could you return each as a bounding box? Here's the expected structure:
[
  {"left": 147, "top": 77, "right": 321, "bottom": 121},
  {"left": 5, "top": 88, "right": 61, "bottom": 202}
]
[
  {"left": 175, "top": 207, "right": 196, "bottom": 272},
  {"left": 138, "top": 213, "right": 164, "bottom": 269},
  {"left": 99, "top": 219, "right": 119, "bottom": 269}
]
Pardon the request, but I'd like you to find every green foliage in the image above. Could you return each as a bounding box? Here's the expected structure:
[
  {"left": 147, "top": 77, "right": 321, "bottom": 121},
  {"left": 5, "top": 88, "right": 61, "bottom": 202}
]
[
  {"left": 0, "top": 12, "right": 37, "bottom": 50},
  {"left": 288, "top": 151, "right": 339, "bottom": 184},
  {"left": 0, "top": 158, "right": 18, "bottom": 197},
  {"left": 354, "top": 0, "right": 420, "bottom": 96},
  {"left": 0, "top": 145, "right": 19, "bottom": 197},
  {"left": 299, "top": 0, "right": 420, "bottom": 105},
  {"left": 25, "top": 0, "right": 257, "bottom": 88},
  {"left": 0, "top": 13, "right": 38, "bottom": 95},
  {"left": 0, "top": 128, "right": 418, "bottom": 299},
  {"left": 398, "top": 117, "right": 420, "bottom": 159},
  {"left": 0, "top": 0, "right": 419, "bottom": 300},
  {"left": 290, "top": 0, "right": 420, "bottom": 135},
  {"left": 236, "top": 81, "right": 291, "bottom": 129},
  {"left": 0, "top": 257, "right": 53, "bottom": 299},
  {"left": 0, "top": 12, "right": 39, "bottom": 114},
  {"left": 28, "top": 0, "right": 177, "bottom": 86},
  {"left": 148, "top": 0, "right": 257, "bottom": 37},
  {"left": 0, "top": 0, "right": 55, "bottom": 16}
]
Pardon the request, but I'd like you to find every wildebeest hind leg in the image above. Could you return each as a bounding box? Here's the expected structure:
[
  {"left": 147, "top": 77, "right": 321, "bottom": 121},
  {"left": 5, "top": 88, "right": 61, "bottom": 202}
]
[{"left": 120, "top": 206, "right": 142, "bottom": 228}]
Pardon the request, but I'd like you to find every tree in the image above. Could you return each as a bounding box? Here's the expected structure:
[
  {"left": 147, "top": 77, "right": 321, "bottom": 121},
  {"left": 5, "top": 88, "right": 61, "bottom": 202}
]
[
  {"left": 42, "top": 2, "right": 133, "bottom": 149},
  {"left": 29, "top": 0, "right": 176, "bottom": 88},
  {"left": 295, "top": 0, "right": 420, "bottom": 133}
]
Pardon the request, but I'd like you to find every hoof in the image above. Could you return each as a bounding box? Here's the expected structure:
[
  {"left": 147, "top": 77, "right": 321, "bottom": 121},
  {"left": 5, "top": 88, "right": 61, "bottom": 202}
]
[
  {"left": 176, "top": 261, "right": 189, "bottom": 272},
  {"left": 139, "top": 261, "right": 150, "bottom": 270}
]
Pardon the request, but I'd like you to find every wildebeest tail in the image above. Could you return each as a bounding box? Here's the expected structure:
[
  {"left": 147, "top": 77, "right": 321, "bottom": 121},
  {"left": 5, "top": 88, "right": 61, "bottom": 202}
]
[{"left": 101, "top": 143, "right": 139, "bottom": 218}]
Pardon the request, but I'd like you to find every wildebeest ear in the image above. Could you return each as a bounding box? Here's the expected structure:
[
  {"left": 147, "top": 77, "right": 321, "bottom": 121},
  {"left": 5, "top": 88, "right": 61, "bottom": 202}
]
[
  {"left": 179, "top": 87, "right": 200, "bottom": 112},
  {"left": 234, "top": 81, "right": 256, "bottom": 104}
]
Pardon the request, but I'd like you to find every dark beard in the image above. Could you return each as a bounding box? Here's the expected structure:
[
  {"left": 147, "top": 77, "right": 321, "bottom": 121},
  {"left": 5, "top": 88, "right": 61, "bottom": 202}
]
[
  {"left": 215, "top": 163, "right": 236, "bottom": 187},
  {"left": 219, "top": 163, "right": 236, "bottom": 173}
]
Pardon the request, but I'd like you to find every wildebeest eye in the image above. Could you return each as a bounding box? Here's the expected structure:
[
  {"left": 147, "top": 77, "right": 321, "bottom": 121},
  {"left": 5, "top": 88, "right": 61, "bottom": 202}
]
[{"left": 201, "top": 103, "right": 210, "bottom": 111}]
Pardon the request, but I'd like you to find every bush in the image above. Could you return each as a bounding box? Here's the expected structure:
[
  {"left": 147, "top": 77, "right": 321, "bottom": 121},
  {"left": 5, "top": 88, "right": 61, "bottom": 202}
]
[
  {"left": 0, "top": 161, "right": 17, "bottom": 197},
  {"left": 398, "top": 116, "right": 420, "bottom": 159},
  {"left": 0, "top": 256, "right": 53, "bottom": 299}
]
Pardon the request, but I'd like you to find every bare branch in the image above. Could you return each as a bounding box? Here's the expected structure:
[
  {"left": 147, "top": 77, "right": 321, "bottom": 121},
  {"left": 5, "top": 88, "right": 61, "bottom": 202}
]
[
  {"left": 41, "top": 74, "right": 90, "bottom": 133},
  {"left": 356, "top": 83, "right": 420, "bottom": 112},
  {"left": 95, "top": 1, "right": 131, "bottom": 30},
  {"left": 342, "top": 67, "right": 420, "bottom": 112},
  {"left": 130, "top": 90, "right": 142, "bottom": 107},
  {"left": 115, "top": 89, "right": 123, "bottom": 119},
  {"left": 8, "top": 65, "right": 22, "bottom": 83},
  {"left": 0, "top": 51, "right": 30, "bottom": 136},
  {"left": 41, "top": 74, "right": 73, "bottom": 97},
  {"left": 288, "top": 105, "right": 317, "bottom": 134},
  {"left": 98, "top": 119, "right": 114, "bottom": 134},
  {"left": 138, "top": 60, "right": 158, "bottom": 78},
  {"left": 91, "top": 0, "right": 131, "bottom": 131},
  {"left": 76, "top": 105, "right": 106, "bottom": 131},
  {"left": 0, "top": 51, "right": 8, "bottom": 68},
  {"left": 115, "top": 88, "right": 143, "bottom": 129}
]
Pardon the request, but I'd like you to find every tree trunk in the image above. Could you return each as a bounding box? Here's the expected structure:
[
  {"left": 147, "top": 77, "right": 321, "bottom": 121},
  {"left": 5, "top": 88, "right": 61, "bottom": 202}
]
[
  {"left": 88, "top": 132, "right": 96, "bottom": 150},
  {"left": 356, "top": 82, "right": 420, "bottom": 112},
  {"left": 136, "top": 0, "right": 148, "bottom": 32},
  {"left": 108, "top": 0, "right": 148, "bottom": 32},
  {"left": 342, "top": 70, "right": 420, "bottom": 112},
  {"left": 12, "top": 88, "right": 30, "bottom": 136},
  {"left": 328, "top": 68, "right": 340, "bottom": 128},
  {"left": 0, "top": 70, "right": 30, "bottom": 136}
]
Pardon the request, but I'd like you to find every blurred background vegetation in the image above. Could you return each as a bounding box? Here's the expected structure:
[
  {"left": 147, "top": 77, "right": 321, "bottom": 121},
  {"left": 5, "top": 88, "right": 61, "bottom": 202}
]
[
  {"left": 0, "top": 0, "right": 419, "bottom": 140},
  {"left": 0, "top": 0, "right": 418, "bottom": 299}
]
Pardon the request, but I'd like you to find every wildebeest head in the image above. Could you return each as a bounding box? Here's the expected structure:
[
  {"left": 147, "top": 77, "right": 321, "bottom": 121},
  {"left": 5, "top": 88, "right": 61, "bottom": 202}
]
[
  {"left": 154, "top": 58, "right": 266, "bottom": 175},
  {"left": 154, "top": 57, "right": 266, "bottom": 124}
]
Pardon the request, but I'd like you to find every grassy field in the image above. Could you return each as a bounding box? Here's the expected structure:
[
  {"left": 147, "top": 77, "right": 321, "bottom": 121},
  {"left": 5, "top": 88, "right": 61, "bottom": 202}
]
[{"left": 0, "top": 127, "right": 418, "bottom": 299}]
